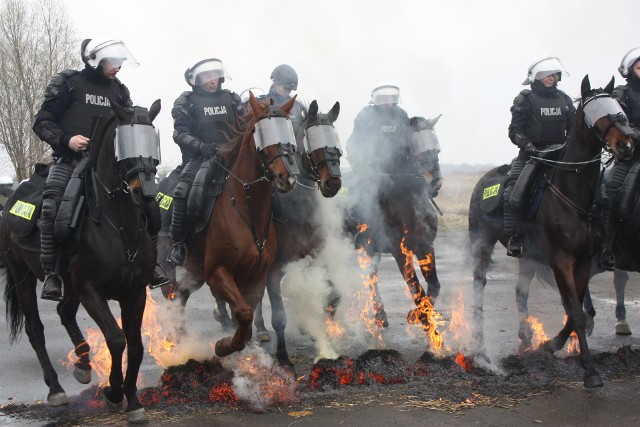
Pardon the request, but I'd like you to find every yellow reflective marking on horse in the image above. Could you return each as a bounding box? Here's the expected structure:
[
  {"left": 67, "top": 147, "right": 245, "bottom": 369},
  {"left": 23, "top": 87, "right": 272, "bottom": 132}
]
[
  {"left": 157, "top": 193, "right": 173, "bottom": 210},
  {"left": 9, "top": 200, "right": 36, "bottom": 220},
  {"left": 482, "top": 184, "right": 500, "bottom": 200}
]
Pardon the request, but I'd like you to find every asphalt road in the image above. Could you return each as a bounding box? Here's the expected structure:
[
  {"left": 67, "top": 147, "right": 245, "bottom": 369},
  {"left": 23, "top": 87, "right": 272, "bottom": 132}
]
[{"left": 1, "top": 229, "right": 640, "bottom": 426}]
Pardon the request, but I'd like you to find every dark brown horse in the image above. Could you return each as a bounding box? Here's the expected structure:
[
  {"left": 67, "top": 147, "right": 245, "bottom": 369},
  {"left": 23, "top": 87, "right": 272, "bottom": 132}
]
[
  {"left": 469, "top": 76, "right": 635, "bottom": 387},
  {"left": 347, "top": 115, "right": 443, "bottom": 336},
  {"left": 159, "top": 93, "right": 298, "bottom": 358},
  {"left": 1, "top": 100, "right": 161, "bottom": 423}
]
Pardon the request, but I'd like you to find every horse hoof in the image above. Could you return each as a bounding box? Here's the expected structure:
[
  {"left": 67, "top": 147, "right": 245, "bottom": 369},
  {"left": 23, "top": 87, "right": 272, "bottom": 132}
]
[
  {"left": 375, "top": 310, "right": 389, "bottom": 328},
  {"left": 127, "top": 408, "right": 148, "bottom": 424},
  {"left": 73, "top": 367, "right": 92, "bottom": 384},
  {"left": 585, "top": 313, "right": 594, "bottom": 337},
  {"left": 103, "top": 390, "right": 125, "bottom": 412},
  {"left": 615, "top": 320, "right": 632, "bottom": 336},
  {"left": 215, "top": 339, "right": 231, "bottom": 357},
  {"left": 256, "top": 330, "right": 271, "bottom": 342},
  {"left": 47, "top": 392, "right": 69, "bottom": 406},
  {"left": 584, "top": 373, "right": 604, "bottom": 388}
]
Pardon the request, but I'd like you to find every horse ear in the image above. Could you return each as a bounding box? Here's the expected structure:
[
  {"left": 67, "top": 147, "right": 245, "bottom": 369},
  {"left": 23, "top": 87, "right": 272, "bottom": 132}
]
[
  {"left": 149, "top": 99, "right": 161, "bottom": 123},
  {"left": 248, "top": 90, "right": 261, "bottom": 112},
  {"left": 328, "top": 101, "right": 340, "bottom": 123},
  {"left": 308, "top": 100, "right": 318, "bottom": 117},
  {"left": 581, "top": 75, "right": 591, "bottom": 98},
  {"left": 280, "top": 94, "right": 297, "bottom": 115},
  {"left": 427, "top": 113, "right": 443, "bottom": 128},
  {"left": 604, "top": 76, "right": 615, "bottom": 95}
]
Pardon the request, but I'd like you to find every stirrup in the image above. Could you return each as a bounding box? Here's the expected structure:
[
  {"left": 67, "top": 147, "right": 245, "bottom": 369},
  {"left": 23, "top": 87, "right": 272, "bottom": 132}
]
[
  {"left": 506, "top": 236, "right": 522, "bottom": 258},
  {"left": 167, "top": 242, "right": 187, "bottom": 266},
  {"left": 41, "top": 273, "right": 64, "bottom": 301},
  {"left": 149, "top": 264, "right": 170, "bottom": 289},
  {"left": 598, "top": 249, "right": 615, "bottom": 272}
]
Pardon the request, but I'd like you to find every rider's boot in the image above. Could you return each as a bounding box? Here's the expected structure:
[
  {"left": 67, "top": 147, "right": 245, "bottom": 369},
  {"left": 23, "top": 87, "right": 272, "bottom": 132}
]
[
  {"left": 39, "top": 199, "right": 63, "bottom": 301},
  {"left": 507, "top": 235, "right": 523, "bottom": 258},
  {"left": 168, "top": 187, "right": 188, "bottom": 266},
  {"left": 599, "top": 209, "right": 616, "bottom": 271},
  {"left": 149, "top": 233, "right": 170, "bottom": 289},
  {"left": 503, "top": 198, "right": 522, "bottom": 258}
]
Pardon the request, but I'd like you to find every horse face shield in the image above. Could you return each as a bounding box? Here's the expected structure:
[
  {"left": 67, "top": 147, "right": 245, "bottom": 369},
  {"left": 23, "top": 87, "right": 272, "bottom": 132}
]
[
  {"left": 115, "top": 123, "right": 160, "bottom": 198},
  {"left": 253, "top": 116, "right": 300, "bottom": 176},
  {"left": 303, "top": 124, "right": 343, "bottom": 178},
  {"left": 583, "top": 95, "right": 635, "bottom": 159}
]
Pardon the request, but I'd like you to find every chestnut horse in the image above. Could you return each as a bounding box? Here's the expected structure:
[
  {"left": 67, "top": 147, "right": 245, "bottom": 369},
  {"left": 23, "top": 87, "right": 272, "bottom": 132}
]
[
  {"left": 1, "top": 100, "right": 161, "bottom": 423},
  {"left": 159, "top": 93, "right": 298, "bottom": 358},
  {"left": 469, "top": 76, "right": 635, "bottom": 387}
]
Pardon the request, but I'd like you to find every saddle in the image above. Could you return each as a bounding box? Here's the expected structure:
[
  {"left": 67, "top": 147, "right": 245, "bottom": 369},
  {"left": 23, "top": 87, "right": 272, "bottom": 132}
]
[{"left": 4, "top": 164, "right": 50, "bottom": 251}]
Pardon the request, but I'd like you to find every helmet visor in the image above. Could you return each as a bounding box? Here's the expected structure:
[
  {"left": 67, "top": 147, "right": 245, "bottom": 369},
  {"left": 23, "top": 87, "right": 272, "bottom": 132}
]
[
  {"left": 523, "top": 57, "right": 568, "bottom": 84},
  {"left": 619, "top": 47, "right": 640, "bottom": 77},
  {"left": 87, "top": 41, "right": 139, "bottom": 68},
  {"left": 191, "top": 60, "right": 230, "bottom": 86},
  {"left": 371, "top": 85, "right": 400, "bottom": 105}
]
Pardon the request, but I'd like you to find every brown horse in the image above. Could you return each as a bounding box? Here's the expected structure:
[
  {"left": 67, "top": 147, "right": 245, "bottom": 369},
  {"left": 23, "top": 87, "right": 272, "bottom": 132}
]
[
  {"left": 161, "top": 93, "right": 298, "bottom": 358},
  {"left": 469, "top": 76, "right": 635, "bottom": 387},
  {"left": 1, "top": 100, "right": 161, "bottom": 423}
]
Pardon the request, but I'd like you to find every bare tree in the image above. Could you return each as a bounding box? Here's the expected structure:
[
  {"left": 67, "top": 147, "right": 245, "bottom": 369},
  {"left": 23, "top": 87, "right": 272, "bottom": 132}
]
[{"left": 0, "top": 0, "right": 79, "bottom": 181}]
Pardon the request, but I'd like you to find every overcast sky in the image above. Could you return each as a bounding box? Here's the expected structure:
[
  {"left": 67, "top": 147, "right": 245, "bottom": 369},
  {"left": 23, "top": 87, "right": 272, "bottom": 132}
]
[{"left": 63, "top": 0, "right": 640, "bottom": 169}]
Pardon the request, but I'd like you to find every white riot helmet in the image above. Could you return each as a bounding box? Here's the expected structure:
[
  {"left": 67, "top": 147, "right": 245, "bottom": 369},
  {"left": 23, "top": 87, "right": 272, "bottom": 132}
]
[
  {"left": 618, "top": 47, "right": 640, "bottom": 78},
  {"left": 370, "top": 83, "right": 400, "bottom": 105},
  {"left": 522, "top": 56, "right": 569, "bottom": 85},
  {"left": 184, "top": 58, "right": 231, "bottom": 87},
  {"left": 82, "top": 39, "right": 139, "bottom": 70},
  {"left": 0, "top": 175, "right": 13, "bottom": 185},
  {"left": 240, "top": 87, "right": 266, "bottom": 103}
]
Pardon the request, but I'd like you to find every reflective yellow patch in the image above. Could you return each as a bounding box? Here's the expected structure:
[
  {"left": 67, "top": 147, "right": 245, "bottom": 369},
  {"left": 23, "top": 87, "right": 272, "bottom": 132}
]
[
  {"left": 158, "top": 193, "right": 173, "bottom": 210},
  {"left": 9, "top": 200, "right": 36, "bottom": 220},
  {"left": 482, "top": 183, "right": 500, "bottom": 200},
  {"left": 155, "top": 191, "right": 165, "bottom": 203}
]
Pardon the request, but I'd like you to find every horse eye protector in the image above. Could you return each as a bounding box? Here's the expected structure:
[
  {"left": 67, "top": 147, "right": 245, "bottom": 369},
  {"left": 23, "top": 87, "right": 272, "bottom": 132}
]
[
  {"left": 582, "top": 95, "right": 636, "bottom": 136},
  {"left": 410, "top": 129, "right": 441, "bottom": 154},
  {"left": 252, "top": 116, "right": 300, "bottom": 175},
  {"left": 115, "top": 124, "right": 161, "bottom": 197}
]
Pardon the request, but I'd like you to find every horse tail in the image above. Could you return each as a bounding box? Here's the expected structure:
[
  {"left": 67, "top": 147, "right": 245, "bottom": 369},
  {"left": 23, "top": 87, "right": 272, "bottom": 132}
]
[
  {"left": 534, "top": 262, "right": 557, "bottom": 289},
  {"left": 3, "top": 268, "right": 25, "bottom": 344}
]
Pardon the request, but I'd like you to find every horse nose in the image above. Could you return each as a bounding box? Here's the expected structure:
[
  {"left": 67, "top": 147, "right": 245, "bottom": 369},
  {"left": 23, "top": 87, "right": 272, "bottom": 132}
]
[
  {"left": 276, "top": 174, "right": 297, "bottom": 193},
  {"left": 615, "top": 139, "right": 634, "bottom": 161},
  {"left": 322, "top": 178, "right": 342, "bottom": 197}
]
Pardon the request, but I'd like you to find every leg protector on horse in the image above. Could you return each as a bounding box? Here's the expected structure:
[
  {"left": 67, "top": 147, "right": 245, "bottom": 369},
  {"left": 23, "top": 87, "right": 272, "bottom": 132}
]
[
  {"left": 187, "top": 157, "right": 215, "bottom": 221},
  {"left": 55, "top": 157, "right": 89, "bottom": 242},
  {"left": 600, "top": 161, "right": 630, "bottom": 270}
]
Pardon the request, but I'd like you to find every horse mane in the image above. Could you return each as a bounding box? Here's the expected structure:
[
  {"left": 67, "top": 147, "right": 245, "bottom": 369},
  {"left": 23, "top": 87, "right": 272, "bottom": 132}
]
[{"left": 216, "top": 110, "right": 251, "bottom": 169}]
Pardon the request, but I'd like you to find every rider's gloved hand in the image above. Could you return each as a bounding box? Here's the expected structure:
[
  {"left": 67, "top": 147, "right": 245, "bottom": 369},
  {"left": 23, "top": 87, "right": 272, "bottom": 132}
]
[
  {"left": 523, "top": 141, "right": 537, "bottom": 156},
  {"left": 198, "top": 143, "right": 217, "bottom": 158}
]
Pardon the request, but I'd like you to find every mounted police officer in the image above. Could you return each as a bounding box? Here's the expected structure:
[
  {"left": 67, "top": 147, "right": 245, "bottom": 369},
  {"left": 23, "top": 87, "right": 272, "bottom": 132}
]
[
  {"left": 600, "top": 48, "right": 640, "bottom": 270},
  {"left": 33, "top": 38, "right": 167, "bottom": 301},
  {"left": 167, "top": 58, "right": 244, "bottom": 266},
  {"left": 504, "top": 56, "right": 576, "bottom": 257},
  {"left": 259, "top": 64, "right": 307, "bottom": 135}
]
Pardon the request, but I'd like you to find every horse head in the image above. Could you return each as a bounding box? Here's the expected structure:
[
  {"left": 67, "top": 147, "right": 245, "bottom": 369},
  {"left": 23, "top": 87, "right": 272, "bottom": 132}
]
[
  {"left": 580, "top": 75, "right": 636, "bottom": 162},
  {"left": 300, "top": 100, "right": 343, "bottom": 197},
  {"left": 409, "top": 115, "right": 443, "bottom": 194},
  {"left": 248, "top": 92, "right": 298, "bottom": 192}
]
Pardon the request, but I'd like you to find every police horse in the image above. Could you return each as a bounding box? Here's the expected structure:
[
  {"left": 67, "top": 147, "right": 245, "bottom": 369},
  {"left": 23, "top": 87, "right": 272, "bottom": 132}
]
[
  {"left": 469, "top": 76, "right": 635, "bottom": 387},
  {"left": 347, "top": 115, "right": 444, "bottom": 333},
  {"left": 1, "top": 100, "right": 162, "bottom": 423}
]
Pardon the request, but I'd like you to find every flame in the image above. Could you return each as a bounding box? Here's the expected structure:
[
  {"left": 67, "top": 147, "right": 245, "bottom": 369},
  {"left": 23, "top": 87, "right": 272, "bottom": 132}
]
[
  {"left": 526, "top": 316, "right": 549, "bottom": 350},
  {"left": 325, "top": 306, "right": 345, "bottom": 338},
  {"left": 400, "top": 237, "right": 444, "bottom": 351},
  {"left": 566, "top": 331, "right": 579, "bottom": 355},
  {"left": 454, "top": 353, "right": 473, "bottom": 372},
  {"left": 142, "top": 288, "right": 178, "bottom": 368}
]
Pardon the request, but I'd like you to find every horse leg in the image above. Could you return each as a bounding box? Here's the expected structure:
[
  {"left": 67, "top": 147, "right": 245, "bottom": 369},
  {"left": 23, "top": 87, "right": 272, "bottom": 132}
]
[
  {"left": 366, "top": 252, "right": 389, "bottom": 328},
  {"left": 470, "top": 232, "right": 495, "bottom": 351},
  {"left": 79, "top": 284, "right": 128, "bottom": 409},
  {"left": 57, "top": 298, "right": 92, "bottom": 384},
  {"left": 390, "top": 246, "right": 432, "bottom": 330},
  {"left": 516, "top": 258, "right": 536, "bottom": 352},
  {"left": 416, "top": 246, "right": 441, "bottom": 303},
  {"left": 550, "top": 258, "right": 603, "bottom": 387},
  {"left": 212, "top": 292, "right": 235, "bottom": 331},
  {"left": 211, "top": 270, "right": 254, "bottom": 357},
  {"left": 581, "top": 284, "right": 595, "bottom": 336},
  {"left": 253, "top": 298, "right": 270, "bottom": 342},
  {"left": 614, "top": 269, "right": 631, "bottom": 335},
  {"left": 119, "top": 287, "right": 148, "bottom": 423},
  {"left": 9, "top": 268, "right": 68, "bottom": 405},
  {"left": 265, "top": 268, "right": 294, "bottom": 371}
]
